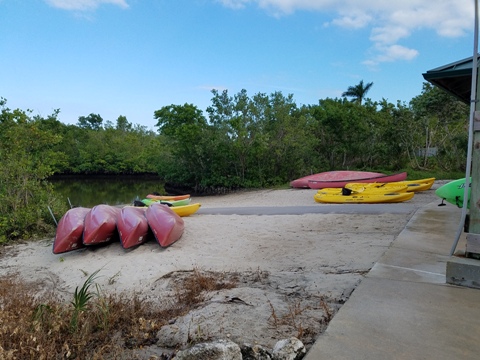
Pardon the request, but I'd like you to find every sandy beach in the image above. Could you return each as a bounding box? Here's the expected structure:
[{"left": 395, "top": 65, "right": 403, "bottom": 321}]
[{"left": 0, "top": 184, "right": 445, "bottom": 353}]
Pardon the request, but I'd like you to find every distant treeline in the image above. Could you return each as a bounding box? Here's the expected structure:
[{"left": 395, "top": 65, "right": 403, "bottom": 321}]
[{"left": 0, "top": 83, "right": 469, "bottom": 240}]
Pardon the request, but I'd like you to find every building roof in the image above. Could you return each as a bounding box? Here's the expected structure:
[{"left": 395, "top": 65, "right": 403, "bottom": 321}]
[{"left": 422, "top": 55, "right": 480, "bottom": 104}]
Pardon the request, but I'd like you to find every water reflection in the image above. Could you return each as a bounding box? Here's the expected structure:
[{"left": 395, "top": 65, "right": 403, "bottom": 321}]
[{"left": 50, "top": 175, "right": 165, "bottom": 208}]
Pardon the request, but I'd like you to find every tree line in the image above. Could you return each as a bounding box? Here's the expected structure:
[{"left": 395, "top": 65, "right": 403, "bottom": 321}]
[{"left": 0, "top": 82, "right": 469, "bottom": 241}]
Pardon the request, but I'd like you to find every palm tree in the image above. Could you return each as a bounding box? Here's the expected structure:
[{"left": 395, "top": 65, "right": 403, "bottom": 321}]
[{"left": 342, "top": 80, "right": 374, "bottom": 105}]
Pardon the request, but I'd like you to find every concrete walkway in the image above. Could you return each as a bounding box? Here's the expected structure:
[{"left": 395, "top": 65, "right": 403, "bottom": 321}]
[{"left": 305, "top": 201, "right": 480, "bottom": 360}]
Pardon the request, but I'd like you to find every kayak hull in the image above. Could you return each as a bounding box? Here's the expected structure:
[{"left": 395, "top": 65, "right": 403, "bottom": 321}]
[
  {"left": 308, "top": 172, "right": 408, "bottom": 189},
  {"left": 53, "top": 207, "right": 90, "bottom": 254},
  {"left": 118, "top": 206, "right": 150, "bottom": 249},
  {"left": 170, "top": 203, "right": 201, "bottom": 217},
  {"left": 146, "top": 194, "right": 190, "bottom": 201},
  {"left": 342, "top": 183, "right": 409, "bottom": 193},
  {"left": 83, "top": 205, "right": 121, "bottom": 245},
  {"left": 389, "top": 178, "right": 435, "bottom": 192},
  {"left": 435, "top": 178, "right": 470, "bottom": 208},
  {"left": 146, "top": 203, "right": 185, "bottom": 247},
  {"left": 291, "top": 171, "right": 385, "bottom": 189},
  {"left": 314, "top": 191, "right": 414, "bottom": 204}
]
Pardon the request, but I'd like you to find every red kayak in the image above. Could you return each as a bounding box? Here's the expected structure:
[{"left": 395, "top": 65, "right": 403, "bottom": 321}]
[
  {"left": 146, "top": 203, "right": 185, "bottom": 247},
  {"left": 83, "top": 205, "right": 121, "bottom": 245},
  {"left": 307, "top": 171, "right": 408, "bottom": 189},
  {"left": 290, "top": 171, "right": 385, "bottom": 188},
  {"left": 117, "top": 206, "right": 150, "bottom": 249},
  {"left": 53, "top": 207, "right": 91, "bottom": 254}
]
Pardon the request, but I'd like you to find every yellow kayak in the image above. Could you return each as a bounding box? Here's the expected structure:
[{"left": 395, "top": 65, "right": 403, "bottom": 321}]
[
  {"left": 170, "top": 203, "right": 201, "bottom": 217},
  {"left": 390, "top": 178, "right": 435, "bottom": 192},
  {"left": 314, "top": 191, "right": 414, "bottom": 204},
  {"left": 404, "top": 177, "right": 435, "bottom": 184},
  {"left": 318, "top": 183, "right": 408, "bottom": 196},
  {"left": 343, "top": 182, "right": 409, "bottom": 193},
  {"left": 342, "top": 177, "right": 435, "bottom": 193}
]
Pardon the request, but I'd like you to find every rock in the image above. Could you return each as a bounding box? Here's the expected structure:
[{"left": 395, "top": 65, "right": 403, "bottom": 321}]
[
  {"left": 156, "top": 287, "right": 290, "bottom": 349},
  {"left": 174, "top": 339, "right": 242, "bottom": 360},
  {"left": 271, "top": 337, "right": 306, "bottom": 360},
  {"left": 241, "top": 343, "right": 272, "bottom": 359}
]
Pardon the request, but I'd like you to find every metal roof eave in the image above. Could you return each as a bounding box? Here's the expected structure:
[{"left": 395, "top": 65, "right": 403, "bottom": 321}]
[{"left": 422, "top": 55, "right": 480, "bottom": 104}]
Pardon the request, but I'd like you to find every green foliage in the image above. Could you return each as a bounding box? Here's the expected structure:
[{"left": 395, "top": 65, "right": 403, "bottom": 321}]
[
  {"left": 116, "top": 115, "right": 132, "bottom": 132},
  {"left": 0, "top": 99, "right": 68, "bottom": 242},
  {"left": 401, "top": 166, "right": 464, "bottom": 181},
  {"left": 408, "top": 83, "right": 468, "bottom": 171},
  {"left": 56, "top": 122, "right": 160, "bottom": 175},
  {"left": 154, "top": 103, "right": 211, "bottom": 189},
  {"left": 77, "top": 113, "right": 103, "bottom": 130},
  {"left": 52, "top": 85, "right": 466, "bottom": 192},
  {"left": 201, "top": 89, "right": 319, "bottom": 188},
  {"left": 0, "top": 80, "right": 471, "bottom": 227}
]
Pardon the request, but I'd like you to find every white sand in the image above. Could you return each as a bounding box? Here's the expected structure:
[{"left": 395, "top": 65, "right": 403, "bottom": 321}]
[{"left": 0, "top": 186, "right": 444, "bottom": 351}]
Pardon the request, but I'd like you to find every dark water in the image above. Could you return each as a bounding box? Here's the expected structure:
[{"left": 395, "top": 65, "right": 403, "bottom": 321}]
[{"left": 49, "top": 175, "right": 165, "bottom": 208}]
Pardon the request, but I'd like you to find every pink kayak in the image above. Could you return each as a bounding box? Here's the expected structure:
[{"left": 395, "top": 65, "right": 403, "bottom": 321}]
[
  {"left": 117, "top": 206, "right": 150, "bottom": 249},
  {"left": 146, "top": 203, "right": 185, "bottom": 247},
  {"left": 83, "top": 205, "right": 121, "bottom": 245},
  {"left": 53, "top": 207, "right": 91, "bottom": 254},
  {"left": 307, "top": 171, "right": 408, "bottom": 189},
  {"left": 290, "top": 171, "right": 385, "bottom": 188}
]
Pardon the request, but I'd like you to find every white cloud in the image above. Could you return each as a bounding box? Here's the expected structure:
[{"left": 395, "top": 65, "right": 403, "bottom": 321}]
[
  {"left": 370, "top": 26, "right": 411, "bottom": 46},
  {"left": 331, "top": 11, "right": 372, "bottom": 29},
  {"left": 45, "top": 0, "right": 129, "bottom": 11},
  {"left": 218, "top": 0, "right": 474, "bottom": 64},
  {"left": 379, "top": 44, "right": 419, "bottom": 62},
  {"left": 216, "top": 0, "right": 253, "bottom": 10}
]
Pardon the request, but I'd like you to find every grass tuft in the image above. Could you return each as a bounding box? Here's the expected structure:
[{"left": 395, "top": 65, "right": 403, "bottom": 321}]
[{"left": 70, "top": 268, "right": 101, "bottom": 332}]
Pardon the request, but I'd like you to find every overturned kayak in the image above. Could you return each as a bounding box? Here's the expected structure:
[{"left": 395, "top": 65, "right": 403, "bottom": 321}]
[
  {"left": 146, "top": 203, "right": 185, "bottom": 247},
  {"left": 117, "top": 206, "right": 150, "bottom": 249},
  {"left": 308, "top": 172, "right": 408, "bottom": 189},
  {"left": 83, "top": 205, "right": 121, "bottom": 245},
  {"left": 290, "top": 171, "right": 386, "bottom": 189},
  {"left": 53, "top": 207, "right": 91, "bottom": 254}
]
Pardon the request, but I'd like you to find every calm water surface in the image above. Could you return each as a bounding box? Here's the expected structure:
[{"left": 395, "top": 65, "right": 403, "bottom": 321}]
[{"left": 50, "top": 175, "right": 165, "bottom": 208}]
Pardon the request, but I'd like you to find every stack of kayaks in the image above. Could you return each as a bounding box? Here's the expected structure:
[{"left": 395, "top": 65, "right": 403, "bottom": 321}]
[
  {"left": 138, "top": 194, "right": 201, "bottom": 217},
  {"left": 53, "top": 193, "right": 200, "bottom": 254},
  {"left": 314, "top": 177, "right": 435, "bottom": 204}
]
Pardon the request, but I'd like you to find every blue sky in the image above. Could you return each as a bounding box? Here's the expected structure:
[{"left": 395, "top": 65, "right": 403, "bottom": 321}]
[{"left": 0, "top": 0, "right": 476, "bottom": 129}]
